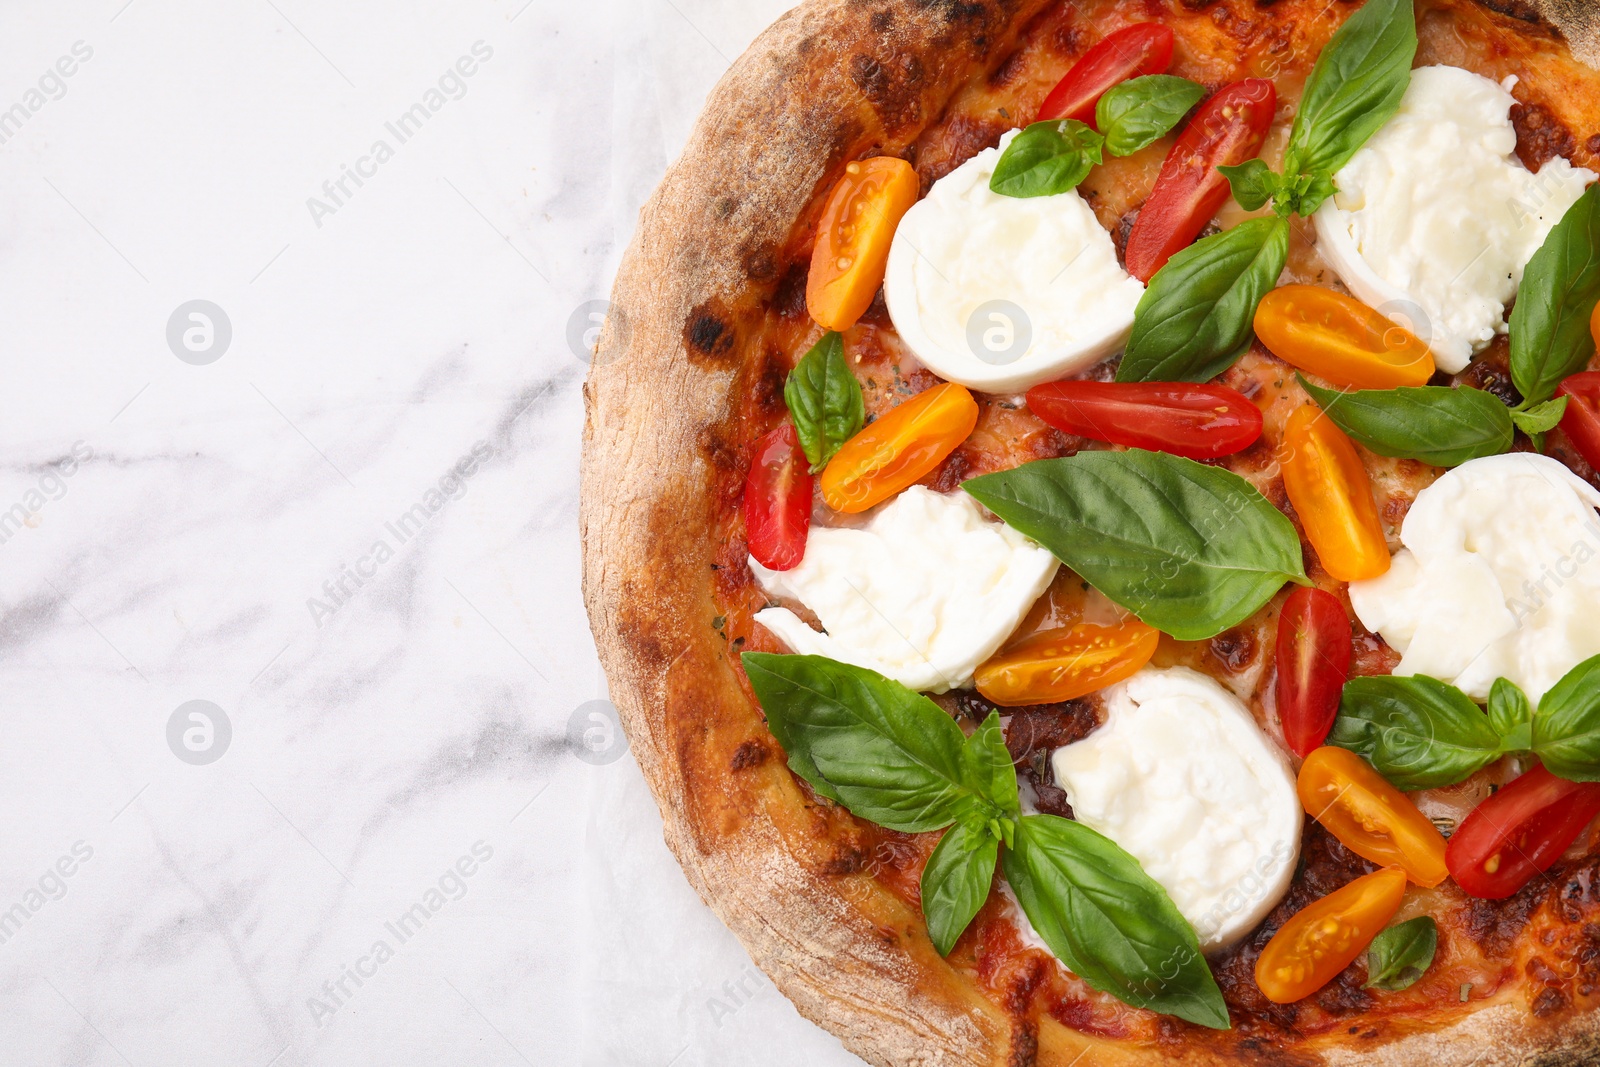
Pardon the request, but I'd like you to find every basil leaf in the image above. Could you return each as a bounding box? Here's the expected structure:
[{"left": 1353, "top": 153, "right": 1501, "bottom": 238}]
[
  {"left": 784, "top": 332, "right": 864, "bottom": 472},
  {"left": 1488, "top": 677, "right": 1533, "bottom": 754},
  {"left": 1532, "top": 654, "right": 1600, "bottom": 783},
  {"left": 1511, "top": 396, "right": 1569, "bottom": 438},
  {"left": 963, "top": 450, "right": 1305, "bottom": 641},
  {"left": 1218, "top": 159, "right": 1281, "bottom": 212},
  {"left": 990, "top": 120, "right": 1105, "bottom": 198},
  {"left": 1095, "top": 75, "right": 1206, "bottom": 157},
  {"left": 921, "top": 820, "right": 999, "bottom": 956},
  {"left": 1118, "top": 216, "right": 1289, "bottom": 384},
  {"left": 741, "top": 653, "right": 1006, "bottom": 830},
  {"left": 965, "top": 712, "right": 1020, "bottom": 821},
  {"left": 1329, "top": 675, "right": 1503, "bottom": 791},
  {"left": 1365, "top": 916, "right": 1437, "bottom": 992},
  {"left": 1281, "top": 0, "right": 1416, "bottom": 200},
  {"left": 1510, "top": 184, "right": 1600, "bottom": 405},
  {"left": 1298, "top": 376, "right": 1514, "bottom": 468},
  {"left": 1003, "top": 814, "right": 1229, "bottom": 1029}
]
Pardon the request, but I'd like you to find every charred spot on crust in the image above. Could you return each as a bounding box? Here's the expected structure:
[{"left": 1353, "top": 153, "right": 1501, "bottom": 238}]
[
  {"left": 1462, "top": 879, "right": 1545, "bottom": 957},
  {"left": 1511, "top": 101, "right": 1578, "bottom": 170},
  {"left": 1007, "top": 1019, "right": 1039, "bottom": 1067},
  {"left": 771, "top": 261, "right": 810, "bottom": 321},
  {"left": 752, "top": 344, "right": 791, "bottom": 419},
  {"left": 730, "top": 739, "right": 769, "bottom": 770},
  {"left": 742, "top": 244, "right": 780, "bottom": 283},
  {"left": 1454, "top": 337, "right": 1521, "bottom": 406},
  {"left": 1472, "top": 0, "right": 1548, "bottom": 24},
  {"left": 870, "top": 8, "right": 895, "bottom": 33},
  {"left": 821, "top": 846, "right": 871, "bottom": 876},
  {"left": 686, "top": 302, "right": 738, "bottom": 364}
]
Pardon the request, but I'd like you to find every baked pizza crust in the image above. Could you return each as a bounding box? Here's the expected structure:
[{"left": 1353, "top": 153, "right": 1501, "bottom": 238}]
[{"left": 581, "top": 1, "right": 1600, "bottom": 1063}]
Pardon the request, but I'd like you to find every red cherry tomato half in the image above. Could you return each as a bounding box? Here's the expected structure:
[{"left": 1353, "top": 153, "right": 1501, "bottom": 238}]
[
  {"left": 1037, "top": 24, "right": 1175, "bottom": 125},
  {"left": 1556, "top": 371, "right": 1600, "bottom": 471},
  {"left": 1024, "top": 381, "right": 1263, "bottom": 459},
  {"left": 1446, "top": 765, "right": 1600, "bottom": 900},
  {"left": 1124, "top": 79, "right": 1277, "bottom": 283},
  {"left": 744, "top": 423, "right": 813, "bottom": 571},
  {"left": 1275, "top": 588, "right": 1353, "bottom": 758}
]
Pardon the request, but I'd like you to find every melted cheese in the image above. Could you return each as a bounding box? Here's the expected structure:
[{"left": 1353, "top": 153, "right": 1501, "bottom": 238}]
[
  {"left": 1050, "top": 667, "right": 1301, "bottom": 952},
  {"left": 1314, "top": 65, "right": 1595, "bottom": 373},
  {"left": 883, "top": 130, "right": 1144, "bottom": 394},
  {"left": 749, "top": 487, "right": 1058, "bottom": 693},
  {"left": 1349, "top": 453, "right": 1600, "bottom": 703}
]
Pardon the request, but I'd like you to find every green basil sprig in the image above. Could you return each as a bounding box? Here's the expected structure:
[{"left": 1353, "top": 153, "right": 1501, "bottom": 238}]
[
  {"left": 963, "top": 449, "right": 1305, "bottom": 641},
  {"left": 743, "top": 652, "right": 1012, "bottom": 830},
  {"left": 1510, "top": 397, "right": 1570, "bottom": 449},
  {"left": 1298, "top": 375, "right": 1513, "bottom": 468},
  {"left": 991, "top": 77, "right": 1205, "bottom": 200},
  {"left": 1095, "top": 75, "right": 1207, "bottom": 157},
  {"left": 784, "top": 332, "right": 864, "bottom": 472},
  {"left": 990, "top": 120, "right": 1105, "bottom": 198},
  {"left": 1329, "top": 676, "right": 1506, "bottom": 791},
  {"left": 1222, "top": 0, "right": 1417, "bottom": 219},
  {"left": 1510, "top": 184, "right": 1600, "bottom": 407},
  {"left": 743, "top": 652, "right": 1230, "bottom": 1028},
  {"left": 1331, "top": 656, "right": 1600, "bottom": 789},
  {"left": 1118, "top": 216, "right": 1290, "bottom": 383},
  {"left": 1004, "top": 814, "right": 1229, "bottom": 1029},
  {"left": 1531, "top": 656, "right": 1600, "bottom": 783},
  {"left": 1365, "top": 916, "right": 1437, "bottom": 992}
]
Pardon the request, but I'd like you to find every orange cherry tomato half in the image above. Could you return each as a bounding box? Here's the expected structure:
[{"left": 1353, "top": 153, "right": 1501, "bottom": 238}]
[
  {"left": 819, "top": 383, "right": 979, "bottom": 514},
  {"left": 744, "top": 423, "right": 813, "bottom": 571},
  {"left": 1280, "top": 405, "right": 1390, "bottom": 582},
  {"left": 1124, "top": 79, "right": 1276, "bottom": 282},
  {"left": 1275, "top": 588, "right": 1352, "bottom": 758},
  {"left": 1024, "top": 380, "right": 1263, "bottom": 460},
  {"left": 1254, "top": 286, "right": 1435, "bottom": 390},
  {"left": 806, "top": 158, "right": 919, "bottom": 332},
  {"left": 1446, "top": 764, "right": 1600, "bottom": 899},
  {"left": 1297, "top": 747, "right": 1449, "bottom": 887},
  {"left": 974, "top": 618, "right": 1160, "bottom": 707},
  {"left": 1037, "top": 24, "right": 1174, "bottom": 125},
  {"left": 1255, "top": 867, "right": 1407, "bottom": 1004},
  {"left": 1556, "top": 371, "right": 1600, "bottom": 472}
]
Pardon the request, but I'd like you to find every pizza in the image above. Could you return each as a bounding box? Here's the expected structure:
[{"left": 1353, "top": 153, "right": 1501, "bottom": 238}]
[{"left": 580, "top": 1, "right": 1600, "bottom": 1063}]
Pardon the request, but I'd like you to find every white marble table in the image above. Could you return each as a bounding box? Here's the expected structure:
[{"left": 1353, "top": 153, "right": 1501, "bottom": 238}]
[{"left": 0, "top": 0, "right": 861, "bottom": 1063}]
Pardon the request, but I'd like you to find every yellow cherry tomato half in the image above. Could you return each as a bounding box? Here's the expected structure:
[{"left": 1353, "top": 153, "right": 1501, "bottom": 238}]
[
  {"left": 1591, "top": 297, "right": 1600, "bottom": 352},
  {"left": 806, "top": 157, "right": 920, "bottom": 332},
  {"left": 820, "top": 383, "right": 979, "bottom": 513},
  {"left": 1280, "top": 405, "right": 1390, "bottom": 582},
  {"left": 1255, "top": 866, "right": 1408, "bottom": 1004},
  {"left": 975, "top": 619, "right": 1160, "bottom": 707},
  {"left": 1297, "top": 747, "right": 1449, "bottom": 887},
  {"left": 1254, "top": 285, "right": 1434, "bottom": 390}
]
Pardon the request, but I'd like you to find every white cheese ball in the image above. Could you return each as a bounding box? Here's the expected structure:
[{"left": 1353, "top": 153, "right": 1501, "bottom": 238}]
[
  {"left": 1051, "top": 667, "right": 1301, "bottom": 952},
  {"left": 1315, "top": 65, "right": 1595, "bottom": 373},
  {"left": 883, "top": 129, "right": 1145, "bottom": 394},
  {"left": 749, "top": 487, "right": 1058, "bottom": 693},
  {"left": 1349, "top": 453, "right": 1600, "bottom": 703}
]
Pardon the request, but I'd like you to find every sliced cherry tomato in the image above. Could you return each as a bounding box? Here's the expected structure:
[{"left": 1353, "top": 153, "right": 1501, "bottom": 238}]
[
  {"left": 1446, "top": 764, "right": 1600, "bottom": 900},
  {"left": 1556, "top": 371, "right": 1600, "bottom": 471},
  {"left": 1024, "top": 381, "right": 1262, "bottom": 460},
  {"left": 744, "top": 423, "right": 813, "bottom": 571},
  {"left": 1280, "top": 405, "right": 1390, "bottom": 582},
  {"left": 1254, "top": 286, "right": 1434, "bottom": 389},
  {"left": 974, "top": 618, "right": 1159, "bottom": 707},
  {"left": 819, "top": 383, "right": 978, "bottom": 514},
  {"left": 1255, "top": 867, "right": 1407, "bottom": 1004},
  {"left": 1275, "top": 588, "right": 1352, "bottom": 757},
  {"left": 806, "top": 158, "right": 919, "bottom": 332},
  {"left": 1298, "top": 747, "right": 1449, "bottom": 887},
  {"left": 1037, "top": 24, "right": 1175, "bottom": 124},
  {"left": 1123, "top": 79, "right": 1277, "bottom": 283}
]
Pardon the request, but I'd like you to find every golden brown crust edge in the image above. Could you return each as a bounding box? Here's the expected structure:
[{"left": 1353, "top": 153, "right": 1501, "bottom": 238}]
[{"left": 581, "top": 1, "right": 1600, "bottom": 1064}]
